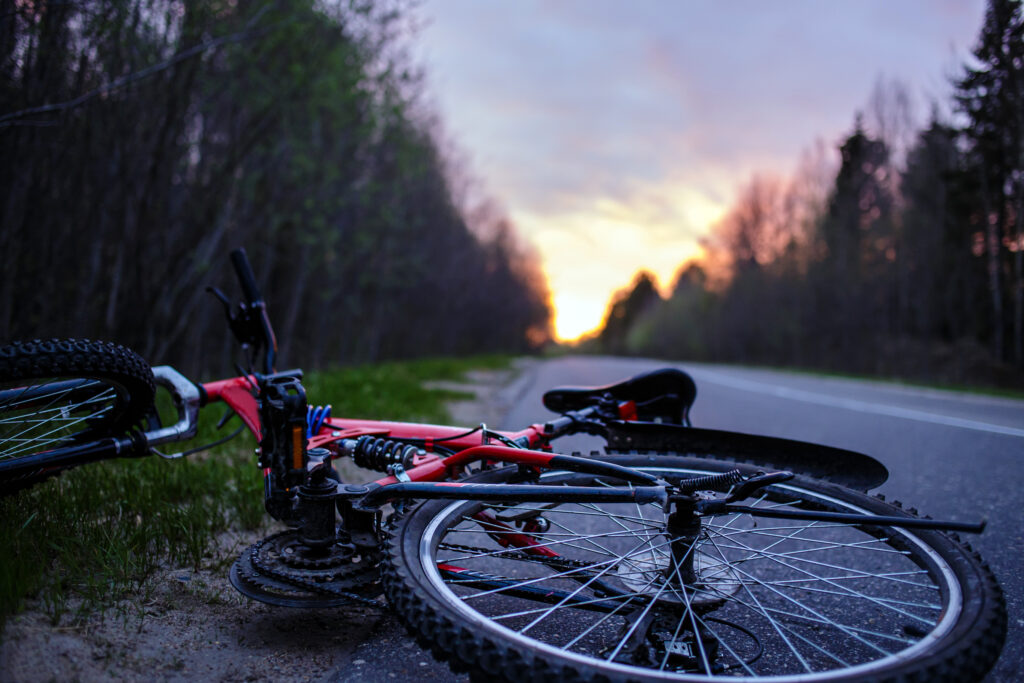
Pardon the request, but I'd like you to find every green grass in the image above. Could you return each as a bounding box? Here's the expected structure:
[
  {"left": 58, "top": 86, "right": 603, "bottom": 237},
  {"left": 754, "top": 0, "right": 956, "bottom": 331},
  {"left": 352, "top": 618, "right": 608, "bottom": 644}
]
[
  {"left": 302, "top": 354, "right": 511, "bottom": 423},
  {"left": 0, "top": 355, "right": 512, "bottom": 623}
]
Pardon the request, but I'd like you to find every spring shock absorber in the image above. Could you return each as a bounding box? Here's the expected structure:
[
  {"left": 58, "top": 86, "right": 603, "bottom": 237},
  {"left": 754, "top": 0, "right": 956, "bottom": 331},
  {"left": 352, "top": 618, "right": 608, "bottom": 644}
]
[
  {"left": 675, "top": 469, "right": 743, "bottom": 495},
  {"left": 352, "top": 435, "right": 420, "bottom": 473}
]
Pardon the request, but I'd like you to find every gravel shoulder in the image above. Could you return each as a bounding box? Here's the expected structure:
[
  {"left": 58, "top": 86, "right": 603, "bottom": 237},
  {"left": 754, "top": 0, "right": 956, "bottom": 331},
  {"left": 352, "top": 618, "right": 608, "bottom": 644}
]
[{"left": 0, "top": 359, "right": 537, "bottom": 683}]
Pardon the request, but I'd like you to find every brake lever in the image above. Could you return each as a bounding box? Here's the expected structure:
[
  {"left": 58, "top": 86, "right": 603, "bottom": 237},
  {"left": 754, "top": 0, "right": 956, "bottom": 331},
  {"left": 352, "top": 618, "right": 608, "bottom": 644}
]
[
  {"left": 206, "top": 286, "right": 232, "bottom": 315},
  {"left": 206, "top": 286, "right": 265, "bottom": 361}
]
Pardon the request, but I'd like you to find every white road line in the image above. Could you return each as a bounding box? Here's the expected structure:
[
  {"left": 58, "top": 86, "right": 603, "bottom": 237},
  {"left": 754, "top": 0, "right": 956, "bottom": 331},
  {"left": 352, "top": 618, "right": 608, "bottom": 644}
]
[{"left": 691, "top": 371, "right": 1024, "bottom": 438}]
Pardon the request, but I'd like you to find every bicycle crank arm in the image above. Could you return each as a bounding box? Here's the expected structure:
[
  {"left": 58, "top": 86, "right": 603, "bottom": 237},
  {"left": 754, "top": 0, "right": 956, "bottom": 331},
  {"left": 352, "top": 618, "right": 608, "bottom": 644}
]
[
  {"left": 700, "top": 503, "right": 986, "bottom": 533},
  {"left": 359, "top": 482, "right": 667, "bottom": 507}
]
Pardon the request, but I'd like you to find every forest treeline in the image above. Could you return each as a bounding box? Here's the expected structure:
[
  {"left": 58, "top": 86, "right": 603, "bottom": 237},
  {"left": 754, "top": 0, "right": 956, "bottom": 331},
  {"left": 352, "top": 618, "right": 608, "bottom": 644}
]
[
  {"left": 595, "top": 0, "right": 1024, "bottom": 389},
  {"left": 0, "top": 0, "right": 551, "bottom": 376}
]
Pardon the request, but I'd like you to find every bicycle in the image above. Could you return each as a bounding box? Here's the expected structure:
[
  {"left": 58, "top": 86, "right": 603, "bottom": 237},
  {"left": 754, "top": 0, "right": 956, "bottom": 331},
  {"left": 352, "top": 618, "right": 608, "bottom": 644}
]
[{"left": 0, "top": 249, "right": 1006, "bottom": 682}]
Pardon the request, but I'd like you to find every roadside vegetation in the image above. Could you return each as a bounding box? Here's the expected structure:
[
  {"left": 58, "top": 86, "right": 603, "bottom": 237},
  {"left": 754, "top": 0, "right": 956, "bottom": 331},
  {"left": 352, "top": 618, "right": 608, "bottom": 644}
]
[
  {"left": 0, "top": 356, "right": 508, "bottom": 624},
  {"left": 0, "top": 1, "right": 551, "bottom": 375}
]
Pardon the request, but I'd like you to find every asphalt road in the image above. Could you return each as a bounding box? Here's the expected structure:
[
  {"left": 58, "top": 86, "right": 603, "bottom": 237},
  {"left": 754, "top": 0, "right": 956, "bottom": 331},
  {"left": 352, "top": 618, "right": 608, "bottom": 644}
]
[{"left": 335, "top": 355, "right": 1023, "bottom": 682}]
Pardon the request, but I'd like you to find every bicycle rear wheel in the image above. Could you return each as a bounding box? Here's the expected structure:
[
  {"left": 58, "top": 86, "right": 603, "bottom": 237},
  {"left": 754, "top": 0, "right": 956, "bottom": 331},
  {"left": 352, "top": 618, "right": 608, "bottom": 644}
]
[
  {"left": 384, "top": 455, "right": 1005, "bottom": 682},
  {"left": 0, "top": 338, "right": 155, "bottom": 493}
]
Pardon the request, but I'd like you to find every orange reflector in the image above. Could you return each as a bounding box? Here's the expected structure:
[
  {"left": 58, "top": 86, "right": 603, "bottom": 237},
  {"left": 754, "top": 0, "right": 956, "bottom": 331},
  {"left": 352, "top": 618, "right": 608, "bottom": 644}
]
[{"left": 292, "top": 425, "right": 304, "bottom": 470}]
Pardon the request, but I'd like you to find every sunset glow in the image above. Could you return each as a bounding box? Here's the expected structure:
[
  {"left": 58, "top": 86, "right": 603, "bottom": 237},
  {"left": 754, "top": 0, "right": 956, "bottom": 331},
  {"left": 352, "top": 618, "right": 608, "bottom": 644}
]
[
  {"left": 517, "top": 184, "right": 720, "bottom": 340},
  {"left": 413, "top": 1, "right": 986, "bottom": 342}
]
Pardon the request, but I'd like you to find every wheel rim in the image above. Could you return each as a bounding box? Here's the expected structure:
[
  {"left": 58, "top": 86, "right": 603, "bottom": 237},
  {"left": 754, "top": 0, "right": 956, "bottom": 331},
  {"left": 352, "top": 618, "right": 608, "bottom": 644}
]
[
  {"left": 416, "top": 465, "right": 961, "bottom": 680},
  {"left": 0, "top": 377, "right": 124, "bottom": 461}
]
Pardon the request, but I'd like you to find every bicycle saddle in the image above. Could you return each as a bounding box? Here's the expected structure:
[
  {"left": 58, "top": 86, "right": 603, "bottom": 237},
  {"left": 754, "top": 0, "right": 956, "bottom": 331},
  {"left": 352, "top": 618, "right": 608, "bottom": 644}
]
[{"left": 542, "top": 367, "right": 697, "bottom": 425}]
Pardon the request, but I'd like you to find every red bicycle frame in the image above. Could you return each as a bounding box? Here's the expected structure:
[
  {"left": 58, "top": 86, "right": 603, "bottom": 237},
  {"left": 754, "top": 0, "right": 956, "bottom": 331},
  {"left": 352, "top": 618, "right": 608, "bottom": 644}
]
[{"left": 201, "top": 374, "right": 658, "bottom": 509}]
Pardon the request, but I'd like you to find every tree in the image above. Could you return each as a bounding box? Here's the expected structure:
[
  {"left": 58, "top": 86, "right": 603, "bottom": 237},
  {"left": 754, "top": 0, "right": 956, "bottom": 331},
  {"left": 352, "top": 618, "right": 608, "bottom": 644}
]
[
  {"left": 954, "top": 0, "right": 1024, "bottom": 365},
  {"left": 812, "top": 117, "right": 895, "bottom": 367},
  {"left": 821, "top": 117, "right": 894, "bottom": 277},
  {"left": 0, "top": 1, "right": 552, "bottom": 372},
  {"left": 900, "top": 113, "right": 987, "bottom": 347},
  {"left": 713, "top": 174, "right": 788, "bottom": 273},
  {"left": 598, "top": 272, "right": 661, "bottom": 354}
]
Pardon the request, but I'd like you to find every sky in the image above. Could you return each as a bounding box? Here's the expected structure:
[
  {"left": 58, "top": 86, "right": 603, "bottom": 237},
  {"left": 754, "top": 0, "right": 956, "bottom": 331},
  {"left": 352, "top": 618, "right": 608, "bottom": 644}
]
[{"left": 409, "top": 1, "right": 988, "bottom": 341}]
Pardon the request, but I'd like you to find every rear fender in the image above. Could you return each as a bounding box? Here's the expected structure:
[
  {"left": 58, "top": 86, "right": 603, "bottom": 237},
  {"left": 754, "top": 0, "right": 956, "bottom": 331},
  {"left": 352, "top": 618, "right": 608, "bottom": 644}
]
[{"left": 605, "top": 420, "right": 888, "bottom": 491}]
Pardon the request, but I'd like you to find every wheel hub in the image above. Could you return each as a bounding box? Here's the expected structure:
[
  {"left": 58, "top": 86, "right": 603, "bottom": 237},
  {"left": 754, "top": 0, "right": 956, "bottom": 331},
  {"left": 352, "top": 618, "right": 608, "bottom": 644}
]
[{"left": 616, "top": 548, "right": 742, "bottom": 608}]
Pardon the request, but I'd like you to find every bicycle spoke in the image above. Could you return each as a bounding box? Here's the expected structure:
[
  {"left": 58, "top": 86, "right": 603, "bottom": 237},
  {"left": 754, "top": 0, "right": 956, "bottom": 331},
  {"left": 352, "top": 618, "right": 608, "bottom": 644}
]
[
  {"left": 605, "top": 551, "right": 677, "bottom": 663},
  {"left": 491, "top": 586, "right": 659, "bottom": 621},
  {"left": 517, "top": 533, "right": 657, "bottom": 635},
  {"left": 441, "top": 525, "right": 660, "bottom": 563},
  {"left": 709, "top": 531, "right": 939, "bottom": 625},
  {"left": 664, "top": 538, "right": 714, "bottom": 675},
  {"left": 757, "top": 581, "right": 941, "bottom": 611},
  {"left": 452, "top": 525, "right": 658, "bottom": 540},
  {"left": 452, "top": 535, "right": 678, "bottom": 602},
  {"left": 710, "top": 526, "right": 911, "bottom": 556},
  {"left": 561, "top": 594, "right": 642, "bottom": 651},
  {"left": 0, "top": 380, "right": 116, "bottom": 459},
  {"left": 702, "top": 530, "right": 817, "bottom": 672},
  {"left": 703, "top": 531, "right": 896, "bottom": 660},
  {"left": 717, "top": 590, "right": 918, "bottom": 645},
  {"left": 544, "top": 515, "right": 661, "bottom": 576},
  {"left": 758, "top": 570, "right": 934, "bottom": 589},
  {"left": 706, "top": 534, "right": 931, "bottom": 585},
  {"left": 0, "top": 404, "right": 111, "bottom": 457}
]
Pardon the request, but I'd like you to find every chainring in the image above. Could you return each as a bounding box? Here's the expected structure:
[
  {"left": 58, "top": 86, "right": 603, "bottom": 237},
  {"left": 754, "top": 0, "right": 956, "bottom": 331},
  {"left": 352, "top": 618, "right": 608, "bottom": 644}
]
[{"left": 229, "top": 529, "right": 383, "bottom": 608}]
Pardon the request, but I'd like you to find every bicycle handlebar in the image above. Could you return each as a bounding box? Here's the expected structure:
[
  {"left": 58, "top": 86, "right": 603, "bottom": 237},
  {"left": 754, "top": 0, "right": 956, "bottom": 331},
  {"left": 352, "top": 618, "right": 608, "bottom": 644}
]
[
  {"left": 230, "top": 248, "right": 263, "bottom": 305},
  {"left": 226, "top": 247, "right": 278, "bottom": 374}
]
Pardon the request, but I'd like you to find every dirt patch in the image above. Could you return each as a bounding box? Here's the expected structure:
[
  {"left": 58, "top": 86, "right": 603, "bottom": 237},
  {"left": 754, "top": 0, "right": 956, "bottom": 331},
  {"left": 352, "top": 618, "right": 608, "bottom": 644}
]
[
  {"left": 1, "top": 559, "right": 382, "bottom": 682},
  {"left": 0, "top": 361, "right": 536, "bottom": 682}
]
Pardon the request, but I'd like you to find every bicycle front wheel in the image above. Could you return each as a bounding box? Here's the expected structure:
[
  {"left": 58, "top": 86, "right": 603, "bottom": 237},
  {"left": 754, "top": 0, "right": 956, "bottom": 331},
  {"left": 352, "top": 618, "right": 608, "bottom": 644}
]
[
  {"left": 384, "top": 455, "right": 1005, "bottom": 682},
  {"left": 0, "top": 338, "right": 155, "bottom": 493}
]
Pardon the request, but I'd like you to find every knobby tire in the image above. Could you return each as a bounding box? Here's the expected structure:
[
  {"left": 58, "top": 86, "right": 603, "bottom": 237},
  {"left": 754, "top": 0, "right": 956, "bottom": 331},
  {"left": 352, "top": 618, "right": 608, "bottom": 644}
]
[
  {"left": 0, "top": 338, "right": 155, "bottom": 494},
  {"left": 384, "top": 455, "right": 1005, "bottom": 682}
]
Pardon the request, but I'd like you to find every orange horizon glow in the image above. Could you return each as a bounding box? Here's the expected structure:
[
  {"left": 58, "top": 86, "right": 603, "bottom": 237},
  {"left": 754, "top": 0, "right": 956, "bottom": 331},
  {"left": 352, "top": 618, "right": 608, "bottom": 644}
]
[
  {"left": 550, "top": 291, "right": 606, "bottom": 343},
  {"left": 525, "top": 188, "right": 721, "bottom": 343},
  {"left": 549, "top": 258, "right": 707, "bottom": 343}
]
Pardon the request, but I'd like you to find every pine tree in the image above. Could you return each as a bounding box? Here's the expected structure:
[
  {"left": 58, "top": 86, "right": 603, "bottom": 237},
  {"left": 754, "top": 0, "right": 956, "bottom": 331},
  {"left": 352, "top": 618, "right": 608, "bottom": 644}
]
[
  {"left": 954, "top": 0, "right": 1024, "bottom": 364},
  {"left": 900, "top": 115, "right": 985, "bottom": 342}
]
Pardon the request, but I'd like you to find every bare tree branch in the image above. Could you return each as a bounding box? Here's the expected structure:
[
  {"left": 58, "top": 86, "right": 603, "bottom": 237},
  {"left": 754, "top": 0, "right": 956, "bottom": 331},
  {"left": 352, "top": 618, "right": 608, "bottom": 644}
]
[{"left": 0, "top": 4, "right": 273, "bottom": 128}]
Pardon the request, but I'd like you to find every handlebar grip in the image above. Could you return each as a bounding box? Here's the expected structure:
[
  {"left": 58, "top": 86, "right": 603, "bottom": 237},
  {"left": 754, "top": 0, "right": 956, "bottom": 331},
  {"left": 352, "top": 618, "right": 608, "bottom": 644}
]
[{"left": 230, "top": 248, "right": 263, "bottom": 304}]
